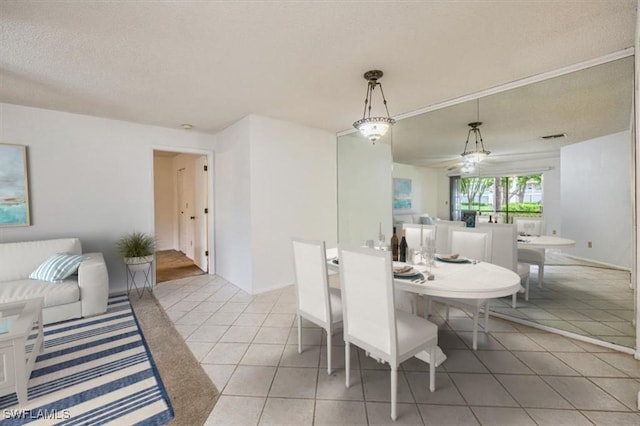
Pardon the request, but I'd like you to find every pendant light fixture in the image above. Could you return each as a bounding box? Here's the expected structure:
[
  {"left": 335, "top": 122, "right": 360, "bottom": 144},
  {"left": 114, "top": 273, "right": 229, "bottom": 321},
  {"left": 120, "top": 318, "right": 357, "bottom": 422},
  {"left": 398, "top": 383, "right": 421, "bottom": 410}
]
[
  {"left": 461, "top": 99, "right": 491, "bottom": 166},
  {"left": 353, "top": 70, "right": 395, "bottom": 143}
]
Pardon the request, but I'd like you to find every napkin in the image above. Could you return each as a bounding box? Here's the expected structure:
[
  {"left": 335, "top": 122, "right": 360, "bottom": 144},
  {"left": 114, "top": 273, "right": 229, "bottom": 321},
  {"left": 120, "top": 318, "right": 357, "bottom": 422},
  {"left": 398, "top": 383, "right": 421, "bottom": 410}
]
[
  {"left": 438, "top": 253, "right": 460, "bottom": 261},
  {"left": 393, "top": 265, "right": 413, "bottom": 274}
]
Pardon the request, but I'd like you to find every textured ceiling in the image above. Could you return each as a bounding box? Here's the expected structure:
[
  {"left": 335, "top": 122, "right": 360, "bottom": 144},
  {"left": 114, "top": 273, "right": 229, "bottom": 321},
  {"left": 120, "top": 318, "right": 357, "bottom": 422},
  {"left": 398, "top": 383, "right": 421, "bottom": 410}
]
[
  {"left": 0, "top": 1, "right": 636, "bottom": 135},
  {"left": 392, "top": 56, "right": 634, "bottom": 169}
]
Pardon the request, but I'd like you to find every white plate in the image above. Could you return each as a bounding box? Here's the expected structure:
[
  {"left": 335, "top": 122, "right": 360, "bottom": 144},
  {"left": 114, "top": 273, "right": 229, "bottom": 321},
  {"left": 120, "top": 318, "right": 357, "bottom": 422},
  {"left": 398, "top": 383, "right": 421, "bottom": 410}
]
[{"left": 435, "top": 254, "right": 469, "bottom": 263}]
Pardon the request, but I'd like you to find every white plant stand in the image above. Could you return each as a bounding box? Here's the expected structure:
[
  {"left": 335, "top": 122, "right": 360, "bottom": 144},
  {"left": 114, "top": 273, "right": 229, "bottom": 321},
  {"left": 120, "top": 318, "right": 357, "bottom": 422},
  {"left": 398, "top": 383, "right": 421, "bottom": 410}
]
[{"left": 125, "top": 256, "right": 154, "bottom": 297}]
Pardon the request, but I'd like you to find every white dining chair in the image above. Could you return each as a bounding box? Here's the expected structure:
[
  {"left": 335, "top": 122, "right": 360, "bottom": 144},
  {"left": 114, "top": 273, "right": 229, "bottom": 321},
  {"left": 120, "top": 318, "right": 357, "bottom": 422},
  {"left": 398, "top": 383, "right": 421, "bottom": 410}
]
[
  {"left": 292, "top": 238, "right": 343, "bottom": 375},
  {"left": 518, "top": 248, "right": 545, "bottom": 287},
  {"left": 514, "top": 217, "right": 546, "bottom": 287},
  {"left": 433, "top": 220, "right": 465, "bottom": 254},
  {"left": 514, "top": 217, "right": 546, "bottom": 236},
  {"left": 402, "top": 223, "right": 435, "bottom": 250},
  {"left": 426, "top": 227, "right": 492, "bottom": 350},
  {"left": 478, "top": 223, "right": 530, "bottom": 306},
  {"left": 339, "top": 245, "right": 438, "bottom": 421}
]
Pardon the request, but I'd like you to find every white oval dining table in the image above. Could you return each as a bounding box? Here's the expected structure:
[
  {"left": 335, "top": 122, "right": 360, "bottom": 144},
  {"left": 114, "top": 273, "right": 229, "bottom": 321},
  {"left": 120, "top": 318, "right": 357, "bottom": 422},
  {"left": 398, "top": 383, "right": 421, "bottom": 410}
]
[
  {"left": 326, "top": 248, "right": 521, "bottom": 366},
  {"left": 393, "top": 260, "right": 521, "bottom": 299},
  {"left": 517, "top": 235, "right": 576, "bottom": 249}
]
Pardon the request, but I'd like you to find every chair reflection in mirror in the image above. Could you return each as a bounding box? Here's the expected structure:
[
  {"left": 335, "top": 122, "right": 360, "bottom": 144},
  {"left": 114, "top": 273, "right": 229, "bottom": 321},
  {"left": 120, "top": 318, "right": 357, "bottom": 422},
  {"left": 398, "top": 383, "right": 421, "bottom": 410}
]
[
  {"left": 402, "top": 223, "right": 435, "bottom": 251},
  {"left": 339, "top": 246, "right": 438, "bottom": 421},
  {"left": 426, "top": 227, "right": 493, "bottom": 351},
  {"left": 433, "top": 220, "right": 465, "bottom": 255},
  {"left": 292, "top": 238, "right": 343, "bottom": 375},
  {"left": 478, "top": 223, "right": 530, "bottom": 306},
  {"left": 514, "top": 217, "right": 546, "bottom": 287}
]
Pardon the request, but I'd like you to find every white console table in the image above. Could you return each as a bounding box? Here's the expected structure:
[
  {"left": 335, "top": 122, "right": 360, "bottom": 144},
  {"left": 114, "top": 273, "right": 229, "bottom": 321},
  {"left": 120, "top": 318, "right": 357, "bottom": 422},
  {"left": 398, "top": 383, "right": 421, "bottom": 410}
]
[{"left": 0, "top": 298, "right": 44, "bottom": 406}]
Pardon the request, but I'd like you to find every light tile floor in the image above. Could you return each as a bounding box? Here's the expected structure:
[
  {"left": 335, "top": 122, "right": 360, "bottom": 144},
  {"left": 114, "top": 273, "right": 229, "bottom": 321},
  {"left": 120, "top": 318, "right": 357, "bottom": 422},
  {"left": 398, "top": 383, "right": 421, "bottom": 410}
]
[
  {"left": 153, "top": 274, "right": 640, "bottom": 425},
  {"left": 491, "top": 253, "right": 634, "bottom": 348}
]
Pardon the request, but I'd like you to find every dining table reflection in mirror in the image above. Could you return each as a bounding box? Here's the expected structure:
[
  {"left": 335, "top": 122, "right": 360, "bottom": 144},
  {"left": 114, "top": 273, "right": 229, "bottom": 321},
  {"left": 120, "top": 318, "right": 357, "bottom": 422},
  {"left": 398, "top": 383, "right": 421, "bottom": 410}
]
[{"left": 375, "top": 55, "right": 634, "bottom": 349}]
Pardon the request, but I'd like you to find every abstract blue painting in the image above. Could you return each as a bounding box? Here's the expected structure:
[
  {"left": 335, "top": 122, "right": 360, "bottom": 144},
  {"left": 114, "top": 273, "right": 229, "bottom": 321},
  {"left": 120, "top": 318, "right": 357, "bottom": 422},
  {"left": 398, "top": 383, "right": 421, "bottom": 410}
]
[
  {"left": 0, "top": 144, "right": 30, "bottom": 226},
  {"left": 393, "top": 178, "right": 412, "bottom": 210}
]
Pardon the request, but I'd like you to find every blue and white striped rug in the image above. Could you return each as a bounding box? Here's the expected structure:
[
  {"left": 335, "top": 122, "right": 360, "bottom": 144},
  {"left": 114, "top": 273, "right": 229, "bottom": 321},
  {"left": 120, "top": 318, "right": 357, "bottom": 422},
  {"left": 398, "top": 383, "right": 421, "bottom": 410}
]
[{"left": 0, "top": 294, "right": 174, "bottom": 425}]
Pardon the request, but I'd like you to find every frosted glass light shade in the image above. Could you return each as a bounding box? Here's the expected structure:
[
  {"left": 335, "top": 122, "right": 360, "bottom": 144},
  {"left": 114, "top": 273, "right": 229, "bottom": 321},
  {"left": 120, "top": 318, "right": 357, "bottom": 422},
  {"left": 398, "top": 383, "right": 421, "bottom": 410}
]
[
  {"left": 353, "top": 117, "right": 395, "bottom": 142},
  {"left": 461, "top": 150, "right": 489, "bottom": 164}
]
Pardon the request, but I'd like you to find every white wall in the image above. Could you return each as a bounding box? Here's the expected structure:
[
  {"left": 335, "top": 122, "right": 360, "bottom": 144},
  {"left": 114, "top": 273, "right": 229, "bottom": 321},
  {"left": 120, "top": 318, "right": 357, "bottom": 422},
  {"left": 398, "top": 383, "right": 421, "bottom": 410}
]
[
  {"left": 338, "top": 133, "right": 393, "bottom": 245},
  {"left": 0, "top": 103, "right": 215, "bottom": 292},
  {"left": 214, "top": 117, "right": 253, "bottom": 293},
  {"left": 392, "top": 163, "right": 439, "bottom": 218},
  {"left": 561, "top": 130, "right": 632, "bottom": 268},
  {"left": 153, "top": 155, "right": 176, "bottom": 250},
  {"left": 213, "top": 115, "right": 337, "bottom": 294},
  {"left": 541, "top": 160, "right": 561, "bottom": 236},
  {"left": 249, "top": 115, "right": 337, "bottom": 293}
]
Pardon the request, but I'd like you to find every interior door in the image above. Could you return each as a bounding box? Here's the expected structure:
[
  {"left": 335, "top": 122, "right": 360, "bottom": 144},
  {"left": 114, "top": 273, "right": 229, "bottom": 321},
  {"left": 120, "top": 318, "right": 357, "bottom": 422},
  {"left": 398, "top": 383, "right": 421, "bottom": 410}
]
[
  {"left": 178, "top": 167, "right": 195, "bottom": 259},
  {"left": 193, "top": 156, "right": 209, "bottom": 271}
]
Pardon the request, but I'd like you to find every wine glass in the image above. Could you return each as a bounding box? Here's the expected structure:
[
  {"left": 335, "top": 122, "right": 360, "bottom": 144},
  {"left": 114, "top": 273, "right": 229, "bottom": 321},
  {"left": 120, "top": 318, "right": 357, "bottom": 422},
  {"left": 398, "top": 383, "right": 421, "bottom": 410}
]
[
  {"left": 417, "top": 245, "right": 426, "bottom": 265},
  {"left": 425, "top": 238, "right": 436, "bottom": 272},
  {"left": 377, "top": 233, "right": 385, "bottom": 250}
]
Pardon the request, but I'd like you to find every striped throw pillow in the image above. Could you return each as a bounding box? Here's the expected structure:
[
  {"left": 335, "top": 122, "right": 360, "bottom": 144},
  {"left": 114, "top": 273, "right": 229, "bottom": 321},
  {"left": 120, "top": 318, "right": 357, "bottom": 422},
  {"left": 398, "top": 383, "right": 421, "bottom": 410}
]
[{"left": 29, "top": 253, "right": 86, "bottom": 283}]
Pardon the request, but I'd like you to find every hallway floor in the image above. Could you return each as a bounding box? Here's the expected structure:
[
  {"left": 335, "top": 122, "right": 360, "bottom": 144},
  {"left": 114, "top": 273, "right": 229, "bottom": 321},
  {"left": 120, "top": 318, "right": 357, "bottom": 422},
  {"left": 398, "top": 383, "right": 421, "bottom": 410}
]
[{"left": 156, "top": 249, "right": 205, "bottom": 283}]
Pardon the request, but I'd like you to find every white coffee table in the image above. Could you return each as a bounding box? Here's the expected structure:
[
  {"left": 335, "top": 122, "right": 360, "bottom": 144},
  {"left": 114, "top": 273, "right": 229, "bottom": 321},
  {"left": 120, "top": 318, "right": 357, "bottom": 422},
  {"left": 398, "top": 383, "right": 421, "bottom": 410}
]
[{"left": 0, "top": 298, "right": 44, "bottom": 406}]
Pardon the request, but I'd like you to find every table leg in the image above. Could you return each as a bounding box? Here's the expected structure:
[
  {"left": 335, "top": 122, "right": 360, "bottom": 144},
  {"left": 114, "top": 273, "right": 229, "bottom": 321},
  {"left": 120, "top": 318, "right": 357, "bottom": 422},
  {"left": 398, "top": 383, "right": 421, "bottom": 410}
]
[{"left": 13, "top": 340, "right": 27, "bottom": 405}]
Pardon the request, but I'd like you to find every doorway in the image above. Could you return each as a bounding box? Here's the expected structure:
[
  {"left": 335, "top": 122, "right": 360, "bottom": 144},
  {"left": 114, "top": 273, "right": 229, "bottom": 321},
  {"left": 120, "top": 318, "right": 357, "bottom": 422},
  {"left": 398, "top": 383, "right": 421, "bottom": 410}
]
[{"left": 153, "top": 150, "right": 211, "bottom": 282}]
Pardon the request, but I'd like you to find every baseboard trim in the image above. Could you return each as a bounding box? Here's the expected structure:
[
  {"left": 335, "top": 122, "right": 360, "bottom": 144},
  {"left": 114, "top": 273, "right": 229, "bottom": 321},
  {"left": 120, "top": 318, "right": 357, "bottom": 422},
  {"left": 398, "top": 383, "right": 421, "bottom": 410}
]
[
  {"left": 555, "top": 254, "right": 631, "bottom": 272},
  {"left": 253, "top": 281, "right": 295, "bottom": 295}
]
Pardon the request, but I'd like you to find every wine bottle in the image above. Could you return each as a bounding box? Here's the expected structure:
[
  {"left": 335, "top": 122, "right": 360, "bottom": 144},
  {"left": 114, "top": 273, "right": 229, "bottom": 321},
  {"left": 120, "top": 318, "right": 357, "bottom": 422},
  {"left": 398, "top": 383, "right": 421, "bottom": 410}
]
[
  {"left": 399, "top": 229, "right": 408, "bottom": 262},
  {"left": 391, "top": 227, "right": 399, "bottom": 261},
  {"left": 489, "top": 215, "right": 493, "bottom": 223}
]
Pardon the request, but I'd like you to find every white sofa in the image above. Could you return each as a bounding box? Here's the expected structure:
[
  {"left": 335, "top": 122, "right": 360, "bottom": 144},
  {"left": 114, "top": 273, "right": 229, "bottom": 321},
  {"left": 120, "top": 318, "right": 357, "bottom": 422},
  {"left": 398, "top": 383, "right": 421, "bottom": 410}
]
[
  {"left": 0, "top": 238, "right": 109, "bottom": 324},
  {"left": 393, "top": 213, "right": 435, "bottom": 236}
]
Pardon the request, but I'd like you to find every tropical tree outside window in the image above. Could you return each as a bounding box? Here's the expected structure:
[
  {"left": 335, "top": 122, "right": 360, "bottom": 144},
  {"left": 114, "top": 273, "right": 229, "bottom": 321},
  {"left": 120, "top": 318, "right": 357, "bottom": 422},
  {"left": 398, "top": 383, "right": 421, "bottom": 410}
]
[
  {"left": 460, "top": 177, "right": 494, "bottom": 212},
  {"left": 452, "top": 174, "right": 543, "bottom": 222}
]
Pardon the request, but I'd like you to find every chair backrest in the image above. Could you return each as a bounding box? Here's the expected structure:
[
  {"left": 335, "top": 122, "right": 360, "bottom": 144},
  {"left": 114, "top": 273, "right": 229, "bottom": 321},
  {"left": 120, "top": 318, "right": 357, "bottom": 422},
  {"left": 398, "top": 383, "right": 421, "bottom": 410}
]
[
  {"left": 514, "top": 217, "right": 546, "bottom": 236},
  {"left": 448, "top": 227, "right": 493, "bottom": 262},
  {"left": 402, "top": 223, "right": 435, "bottom": 249},
  {"left": 292, "top": 238, "right": 332, "bottom": 326},
  {"left": 339, "top": 246, "right": 396, "bottom": 358},
  {"left": 477, "top": 223, "right": 517, "bottom": 271},
  {"left": 434, "top": 220, "right": 465, "bottom": 254}
]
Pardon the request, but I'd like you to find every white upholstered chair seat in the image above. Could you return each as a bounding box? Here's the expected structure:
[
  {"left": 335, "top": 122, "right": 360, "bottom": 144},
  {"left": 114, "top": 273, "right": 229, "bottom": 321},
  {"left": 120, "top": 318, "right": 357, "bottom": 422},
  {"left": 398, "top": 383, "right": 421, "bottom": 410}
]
[{"left": 396, "top": 309, "right": 439, "bottom": 354}]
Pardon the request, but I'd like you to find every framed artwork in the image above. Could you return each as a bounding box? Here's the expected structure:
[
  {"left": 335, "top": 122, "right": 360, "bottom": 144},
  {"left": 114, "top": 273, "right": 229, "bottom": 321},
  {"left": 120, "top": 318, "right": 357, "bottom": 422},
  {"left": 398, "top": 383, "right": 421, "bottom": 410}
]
[
  {"left": 393, "top": 178, "right": 412, "bottom": 210},
  {"left": 461, "top": 210, "right": 476, "bottom": 228},
  {"left": 0, "top": 143, "right": 30, "bottom": 227}
]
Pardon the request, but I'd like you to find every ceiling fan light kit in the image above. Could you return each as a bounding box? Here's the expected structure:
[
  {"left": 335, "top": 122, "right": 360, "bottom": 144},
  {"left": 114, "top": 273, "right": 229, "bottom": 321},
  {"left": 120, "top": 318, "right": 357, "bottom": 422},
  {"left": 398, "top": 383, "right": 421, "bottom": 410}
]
[{"left": 353, "top": 70, "right": 395, "bottom": 143}]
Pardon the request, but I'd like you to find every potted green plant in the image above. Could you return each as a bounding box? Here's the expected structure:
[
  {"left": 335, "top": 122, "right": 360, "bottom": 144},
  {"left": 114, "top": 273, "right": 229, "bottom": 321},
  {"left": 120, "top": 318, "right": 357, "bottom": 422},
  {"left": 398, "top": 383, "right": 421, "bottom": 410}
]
[{"left": 116, "top": 232, "right": 156, "bottom": 268}]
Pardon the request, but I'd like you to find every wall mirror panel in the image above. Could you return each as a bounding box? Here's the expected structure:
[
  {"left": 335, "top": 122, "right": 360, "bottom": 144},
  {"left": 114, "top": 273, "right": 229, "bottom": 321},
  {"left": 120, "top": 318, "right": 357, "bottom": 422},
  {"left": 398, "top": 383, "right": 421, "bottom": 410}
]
[
  {"left": 389, "top": 55, "right": 635, "bottom": 349},
  {"left": 337, "top": 132, "right": 393, "bottom": 247}
]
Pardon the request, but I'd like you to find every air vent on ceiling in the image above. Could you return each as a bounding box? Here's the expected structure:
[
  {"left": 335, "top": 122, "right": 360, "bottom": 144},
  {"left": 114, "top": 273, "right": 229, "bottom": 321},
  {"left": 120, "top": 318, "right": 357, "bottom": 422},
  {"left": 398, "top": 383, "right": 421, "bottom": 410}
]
[{"left": 540, "top": 133, "right": 567, "bottom": 140}]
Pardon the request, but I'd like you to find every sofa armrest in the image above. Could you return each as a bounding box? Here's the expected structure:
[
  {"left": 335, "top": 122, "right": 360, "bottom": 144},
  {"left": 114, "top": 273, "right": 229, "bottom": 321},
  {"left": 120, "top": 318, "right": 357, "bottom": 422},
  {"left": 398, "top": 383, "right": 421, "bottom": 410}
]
[{"left": 78, "top": 252, "right": 109, "bottom": 317}]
